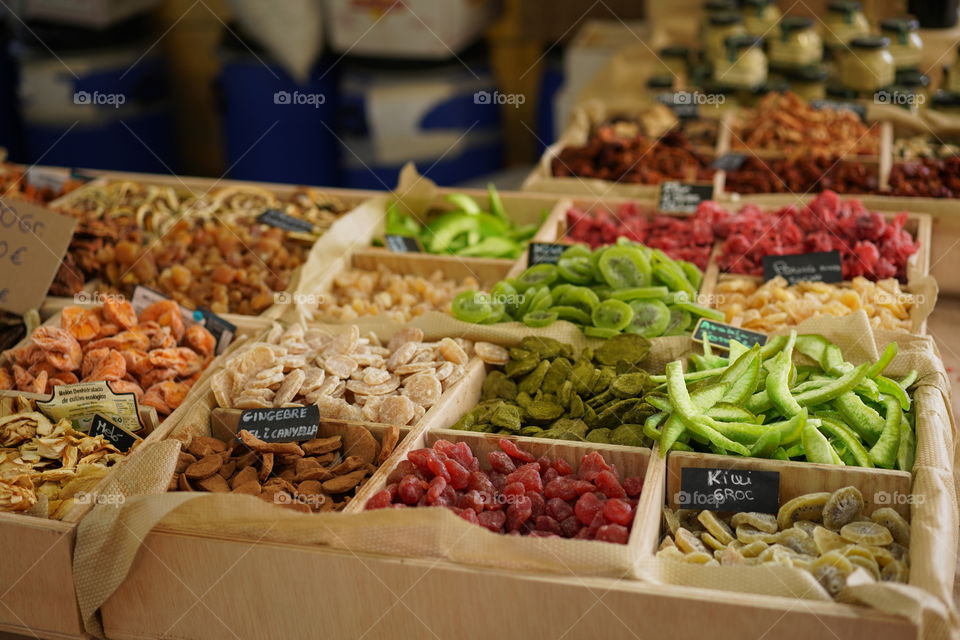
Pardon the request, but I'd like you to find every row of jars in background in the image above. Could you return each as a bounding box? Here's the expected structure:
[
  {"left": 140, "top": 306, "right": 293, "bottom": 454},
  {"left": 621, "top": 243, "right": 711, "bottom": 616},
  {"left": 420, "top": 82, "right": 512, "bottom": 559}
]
[{"left": 651, "top": 0, "right": 932, "bottom": 110}]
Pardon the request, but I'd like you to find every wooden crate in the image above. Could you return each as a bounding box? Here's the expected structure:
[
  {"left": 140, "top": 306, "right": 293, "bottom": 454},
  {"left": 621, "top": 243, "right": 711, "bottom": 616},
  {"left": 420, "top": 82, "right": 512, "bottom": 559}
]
[{"left": 0, "top": 395, "right": 161, "bottom": 640}]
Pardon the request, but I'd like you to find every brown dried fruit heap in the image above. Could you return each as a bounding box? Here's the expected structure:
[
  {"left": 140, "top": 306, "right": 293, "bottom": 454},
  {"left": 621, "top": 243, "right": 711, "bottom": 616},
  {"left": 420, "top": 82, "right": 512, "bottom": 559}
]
[
  {"left": 170, "top": 425, "right": 400, "bottom": 513},
  {"left": 0, "top": 396, "right": 129, "bottom": 519}
]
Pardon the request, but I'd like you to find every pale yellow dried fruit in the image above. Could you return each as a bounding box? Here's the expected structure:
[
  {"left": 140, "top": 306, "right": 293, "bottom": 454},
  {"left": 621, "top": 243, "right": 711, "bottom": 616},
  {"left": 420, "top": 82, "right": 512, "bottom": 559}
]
[
  {"left": 840, "top": 521, "right": 894, "bottom": 546},
  {"left": 675, "top": 527, "right": 708, "bottom": 554},
  {"left": 730, "top": 511, "right": 778, "bottom": 534},
  {"left": 697, "top": 510, "right": 734, "bottom": 545},
  {"left": 870, "top": 507, "right": 910, "bottom": 546},
  {"left": 813, "top": 526, "right": 847, "bottom": 554},
  {"left": 777, "top": 492, "right": 830, "bottom": 530},
  {"left": 880, "top": 559, "right": 909, "bottom": 583},
  {"left": 822, "top": 486, "right": 864, "bottom": 530}
]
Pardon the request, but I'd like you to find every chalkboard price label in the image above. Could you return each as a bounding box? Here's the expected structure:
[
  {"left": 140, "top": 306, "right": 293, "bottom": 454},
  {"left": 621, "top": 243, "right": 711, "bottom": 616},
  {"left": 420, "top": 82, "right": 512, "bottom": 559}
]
[
  {"left": 710, "top": 153, "right": 748, "bottom": 171},
  {"left": 196, "top": 307, "right": 237, "bottom": 355},
  {"left": 678, "top": 467, "right": 780, "bottom": 513},
  {"left": 257, "top": 209, "right": 315, "bottom": 234},
  {"left": 657, "top": 182, "right": 714, "bottom": 213},
  {"left": 762, "top": 250, "right": 843, "bottom": 285},
  {"left": 693, "top": 318, "right": 767, "bottom": 350},
  {"left": 89, "top": 414, "right": 142, "bottom": 452},
  {"left": 385, "top": 234, "right": 422, "bottom": 252},
  {"left": 238, "top": 405, "right": 320, "bottom": 443},
  {"left": 656, "top": 92, "right": 700, "bottom": 119},
  {"left": 527, "top": 242, "right": 567, "bottom": 266}
]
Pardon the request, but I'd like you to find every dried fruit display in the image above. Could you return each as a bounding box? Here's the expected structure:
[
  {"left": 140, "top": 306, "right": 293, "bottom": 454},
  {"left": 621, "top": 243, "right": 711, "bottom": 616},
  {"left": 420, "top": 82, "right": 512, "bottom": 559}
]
[
  {"left": 699, "top": 191, "right": 919, "bottom": 281},
  {"left": 451, "top": 241, "right": 714, "bottom": 338},
  {"left": 366, "top": 437, "right": 644, "bottom": 543},
  {"left": 209, "top": 323, "right": 471, "bottom": 426},
  {"left": 0, "top": 163, "right": 82, "bottom": 204},
  {"left": 381, "top": 186, "right": 539, "bottom": 259},
  {"left": 565, "top": 202, "right": 714, "bottom": 268},
  {"left": 658, "top": 485, "right": 910, "bottom": 596},
  {"left": 714, "top": 276, "right": 916, "bottom": 332},
  {"left": 721, "top": 156, "right": 880, "bottom": 195},
  {"left": 730, "top": 92, "right": 881, "bottom": 157},
  {"left": 551, "top": 121, "right": 715, "bottom": 185},
  {"left": 450, "top": 335, "right": 655, "bottom": 445},
  {"left": 647, "top": 332, "right": 916, "bottom": 471},
  {"left": 887, "top": 157, "right": 960, "bottom": 198},
  {"left": 316, "top": 266, "right": 480, "bottom": 324},
  {"left": 892, "top": 136, "right": 960, "bottom": 160},
  {"left": 0, "top": 300, "right": 216, "bottom": 416},
  {"left": 49, "top": 181, "right": 353, "bottom": 312},
  {"left": 0, "top": 395, "right": 128, "bottom": 519},
  {"left": 170, "top": 425, "right": 398, "bottom": 513}
]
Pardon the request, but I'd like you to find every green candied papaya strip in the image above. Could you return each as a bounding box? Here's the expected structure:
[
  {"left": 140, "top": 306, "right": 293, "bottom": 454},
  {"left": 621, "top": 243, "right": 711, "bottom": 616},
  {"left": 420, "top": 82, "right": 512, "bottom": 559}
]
[
  {"left": 446, "top": 192, "right": 482, "bottom": 214},
  {"left": 746, "top": 389, "right": 773, "bottom": 415},
  {"left": 672, "top": 441, "right": 695, "bottom": 452},
  {"left": 794, "top": 334, "right": 850, "bottom": 376},
  {"left": 772, "top": 447, "right": 790, "bottom": 461},
  {"left": 898, "top": 370, "right": 918, "bottom": 390},
  {"left": 801, "top": 419, "right": 840, "bottom": 464},
  {"left": 817, "top": 416, "right": 873, "bottom": 468},
  {"left": 659, "top": 414, "right": 686, "bottom": 455},
  {"left": 645, "top": 394, "right": 672, "bottom": 413},
  {"left": 666, "top": 360, "right": 751, "bottom": 455},
  {"left": 897, "top": 413, "right": 916, "bottom": 472},
  {"left": 727, "top": 339, "right": 749, "bottom": 363},
  {"left": 691, "top": 353, "right": 728, "bottom": 371},
  {"left": 686, "top": 418, "right": 752, "bottom": 455},
  {"left": 854, "top": 378, "right": 880, "bottom": 402},
  {"left": 691, "top": 382, "right": 732, "bottom": 409},
  {"left": 767, "top": 349, "right": 803, "bottom": 417},
  {"left": 833, "top": 390, "right": 885, "bottom": 445},
  {"left": 487, "top": 183, "right": 508, "bottom": 220},
  {"left": 866, "top": 343, "right": 898, "bottom": 379},
  {"left": 649, "top": 366, "right": 725, "bottom": 384},
  {"left": 876, "top": 375, "right": 911, "bottom": 411},
  {"left": 749, "top": 428, "right": 781, "bottom": 458},
  {"left": 784, "top": 443, "right": 805, "bottom": 458},
  {"left": 706, "top": 403, "right": 759, "bottom": 422},
  {"left": 644, "top": 411, "right": 669, "bottom": 442},
  {"left": 720, "top": 346, "right": 761, "bottom": 404},
  {"left": 793, "top": 363, "right": 869, "bottom": 408},
  {"left": 868, "top": 395, "right": 902, "bottom": 469},
  {"left": 759, "top": 335, "right": 789, "bottom": 360}
]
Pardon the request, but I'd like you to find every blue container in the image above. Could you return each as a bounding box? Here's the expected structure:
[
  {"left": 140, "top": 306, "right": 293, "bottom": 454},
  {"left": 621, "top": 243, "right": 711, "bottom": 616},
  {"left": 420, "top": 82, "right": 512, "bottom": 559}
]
[
  {"left": 337, "top": 61, "right": 503, "bottom": 189},
  {"left": 218, "top": 53, "right": 340, "bottom": 186}
]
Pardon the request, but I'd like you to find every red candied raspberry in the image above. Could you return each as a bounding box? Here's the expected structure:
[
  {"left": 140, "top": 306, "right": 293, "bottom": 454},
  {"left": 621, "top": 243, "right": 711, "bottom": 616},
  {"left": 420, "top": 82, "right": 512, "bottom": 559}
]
[
  {"left": 595, "top": 524, "right": 629, "bottom": 544},
  {"left": 487, "top": 450, "right": 516, "bottom": 474},
  {"left": 405, "top": 450, "right": 434, "bottom": 474},
  {"left": 560, "top": 515, "right": 581, "bottom": 538},
  {"left": 506, "top": 463, "right": 543, "bottom": 493},
  {"left": 546, "top": 497, "right": 574, "bottom": 521},
  {"left": 398, "top": 475, "right": 427, "bottom": 505},
  {"left": 457, "top": 489, "right": 486, "bottom": 514},
  {"left": 477, "top": 509, "right": 506, "bottom": 532},
  {"left": 455, "top": 507, "right": 479, "bottom": 525},
  {"left": 506, "top": 495, "right": 533, "bottom": 531},
  {"left": 535, "top": 516, "right": 563, "bottom": 535},
  {"left": 528, "top": 492, "right": 546, "bottom": 518},
  {"left": 594, "top": 470, "right": 627, "bottom": 499},
  {"left": 542, "top": 467, "right": 559, "bottom": 484},
  {"left": 503, "top": 481, "right": 526, "bottom": 497},
  {"left": 575, "top": 492, "right": 602, "bottom": 525},
  {"left": 552, "top": 458, "right": 574, "bottom": 476},
  {"left": 602, "top": 498, "right": 634, "bottom": 526},
  {"left": 443, "top": 458, "right": 471, "bottom": 490},
  {"left": 426, "top": 476, "right": 447, "bottom": 504},
  {"left": 623, "top": 476, "right": 644, "bottom": 498},
  {"left": 544, "top": 477, "right": 578, "bottom": 501},
  {"left": 578, "top": 451, "right": 611, "bottom": 481},
  {"left": 498, "top": 438, "right": 536, "bottom": 462},
  {"left": 366, "top": 490, "right": 393, "bottom": 510},
  {"left": 387, "top": 459, "right": 417, "bottom": 484}
]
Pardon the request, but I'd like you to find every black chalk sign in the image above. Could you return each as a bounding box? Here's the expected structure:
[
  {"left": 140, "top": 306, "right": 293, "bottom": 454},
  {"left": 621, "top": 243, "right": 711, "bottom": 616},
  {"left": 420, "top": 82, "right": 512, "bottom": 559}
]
[
  {"left": 196, "top": 307, "right": 237, "bottom": 355},
  {"left": 385, "top": 234, "right": 422, "bottom": 252},
  {"left": 693, "top": 318, "right": 767, "bottom": 350},
  {"left": 711, "top": 153, "right": 748, "bottom": 171},
  {"left": 810, "top": 99, "right": 867, "bottom": 122},
  {"left": 678, "top": 467, "right": 780, "bottom": 513},
  {"left": 89, "top": 414, "right": 141, "bottom": 452},
  {"left": 527, "top": 242, "right": 567, "bottom": 266},
  {"left": 256, "top": 209, "right": 315, "bottom": 234},
  {"left": 657, "top": 182, "right": 714, "bottom": 213},
  {"left": 238, "top": 405, "right": 320, "bottom": 443},
  {"left": 657, "top": 93, "right": 699, "bottom": 119},
  {"left": 762, "top": 250, "right": 843, "bottom": 285}
]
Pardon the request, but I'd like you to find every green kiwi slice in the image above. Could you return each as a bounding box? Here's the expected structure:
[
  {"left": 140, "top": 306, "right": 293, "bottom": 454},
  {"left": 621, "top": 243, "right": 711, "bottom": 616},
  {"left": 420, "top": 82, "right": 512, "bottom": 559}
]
[
  {"left": 591, "top": 299, "right": 634, "bottom": 331},
  {"left": 624, "top": 299, "right": 671, "bottom": 337}
]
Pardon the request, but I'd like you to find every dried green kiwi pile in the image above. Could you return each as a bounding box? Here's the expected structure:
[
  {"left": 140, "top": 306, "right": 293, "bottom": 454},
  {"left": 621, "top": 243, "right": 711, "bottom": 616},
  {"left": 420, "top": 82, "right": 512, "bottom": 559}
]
[
  {"left": 658, "top": 485, "right": 910, "bottom": 597},
  {"left": 450, "top": 240, "right": 720, "bottom": 338},
  {"left": 449, "top": 334, "right": 657, "bottom": 445}
]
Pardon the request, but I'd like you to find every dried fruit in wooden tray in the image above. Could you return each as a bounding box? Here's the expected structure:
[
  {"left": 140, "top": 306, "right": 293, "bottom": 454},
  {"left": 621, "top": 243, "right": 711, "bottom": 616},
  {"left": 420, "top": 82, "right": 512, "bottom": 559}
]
[
  {"left": 713, "top": 276, "right": 917, "bottom": 332},
  {"left": 658, "top": 486, "right": 910, "bottom": 597},
  {"left": 366, "top": 437, "right": 643, "bottom": 542},
  {"left": 699, "top": 191, "right": 919, "bottom": 281},
  {"left": 170, "top": 425, "right": 398, "bottom": 512},
  {"left": 210, "top": 323, "right": 472, "bottom": 426},
  {"left": 316, "top": 266, "right": 480, "bottom": 324},
  {"left": 888, "top": 156, "right": 960, "bottom": 198},
  {"left": 730, "top": 91, "right": 881, "bottom": 157},
  {"left": 450, "top": 335, "right": 656, "bottom": 445},
  {"left": 646, "top": 331, "right": 917, "bottom": 472},
  {"left": 552, "top": 115, "right": 715, "bottom": 184},
  {"left": 721, "top": 156, "right": 880, "bottom": 195},
  {"left": 0, "top": 301, "right": 215, "bottom": 416},
  {"left": 0, "top": 395, "right": 129, "bottom": 519},
  {"left": 0, "top": 162, "right": 82, "bottom": 204}
]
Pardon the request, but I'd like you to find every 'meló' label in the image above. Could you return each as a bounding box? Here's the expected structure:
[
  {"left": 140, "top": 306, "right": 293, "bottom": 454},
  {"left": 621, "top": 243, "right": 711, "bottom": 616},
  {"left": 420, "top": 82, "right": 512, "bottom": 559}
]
[
  {"left": 678, "top": 467, "right": 780, "bottom": 513},
  {"left": 238, "top": 405, "right": 320, "bottom": 443}
]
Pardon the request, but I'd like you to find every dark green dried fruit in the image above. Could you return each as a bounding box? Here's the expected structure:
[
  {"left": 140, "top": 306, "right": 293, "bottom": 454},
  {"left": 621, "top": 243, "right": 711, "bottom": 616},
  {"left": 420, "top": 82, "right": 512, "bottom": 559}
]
[
  {"left": 611, "top": 424, "right": 646, "bottom": 447},
  {"left": 551, "top": 418, "right": 589, "bottom": 438},
  {"left": 518, "top": 360, "right": 551, "bottom": 395},
  {"left": 526, "top": 400, "right": 564, "bottom": 421},
  {"left": 611, "top": 372, "right": 651, "bottom": 398},
  {"left": 568, "top": 394, "right": 586, "bottom": 418},
  {"left": 514, "top": 391, "right": 533, "bottom": 408},
  {"left": 490, "top": 403, "right": 522, "bottom": 431},
  {"left": 586, "top": 428, "right": 613, "bottom": 443},
  {"left": 595, "top": 333, "right": 651, "bottom": 366},
  {"left": 542, "top": 358, "right": 573, "bottom": 393},
  {"left": 519, "top": 426, "right": 543, "bottom": 437},
  {"left": 481, "top": 371, "right": 517, "bottom": 401},
  {"left": 520, "top": 336, "right": 568, "bottom": 359},
  {"left": 505, "top": 356, "right": 539, "bottom": 379}
]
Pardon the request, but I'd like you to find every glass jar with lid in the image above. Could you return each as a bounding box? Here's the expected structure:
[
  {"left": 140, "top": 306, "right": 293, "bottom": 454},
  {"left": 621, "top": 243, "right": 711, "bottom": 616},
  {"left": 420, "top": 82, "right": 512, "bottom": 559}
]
[
  {"left": 713, "top": 34, "right": 768, "bottom": 89},
  {"left": 704, "top": 12, "right": 747, "bottom": 61},
  {"left": 659, "top": 46, "right": 690, "bottom": 81},
  {"left": 841, "top": 36, "right": 895, "bottom": 93},
  {"left": 784, "top": 66, "right": 828, "bottom": 101},
  {"left": 823, "top": 1, "right": 870, "bottom": 50},
  {"left": 880, "top": 17, "right": 923, "bottom": 72},
  {"left": 740, "top": 0, "right": 781, "bottom": 37},
  {"left": 769, "top": 16, "right": 823, "bottom": 68}
]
